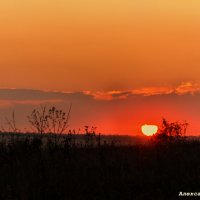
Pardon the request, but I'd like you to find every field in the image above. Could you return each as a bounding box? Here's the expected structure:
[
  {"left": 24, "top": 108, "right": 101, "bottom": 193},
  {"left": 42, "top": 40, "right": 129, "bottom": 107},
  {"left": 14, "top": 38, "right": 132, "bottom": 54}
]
[{"left": 0, "top": 133, "right": 199, "bottom": 200}]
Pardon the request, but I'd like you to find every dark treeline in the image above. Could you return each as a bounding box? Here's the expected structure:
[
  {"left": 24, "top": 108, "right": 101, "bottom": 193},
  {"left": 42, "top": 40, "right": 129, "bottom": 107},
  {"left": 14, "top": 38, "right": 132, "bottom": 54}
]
[{"left": 0, "top": 135, "right": 200, "bottom": 200}]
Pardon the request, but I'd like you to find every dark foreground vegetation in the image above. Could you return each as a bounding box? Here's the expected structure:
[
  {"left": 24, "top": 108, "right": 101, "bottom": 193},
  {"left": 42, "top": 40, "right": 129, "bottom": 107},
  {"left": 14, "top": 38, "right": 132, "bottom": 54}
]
[
  {"left": 0, "top": 134, "right": 200, "bottom": 200},
  {"left": 0, "top": 107, "right": 196, "bottom": 199}
]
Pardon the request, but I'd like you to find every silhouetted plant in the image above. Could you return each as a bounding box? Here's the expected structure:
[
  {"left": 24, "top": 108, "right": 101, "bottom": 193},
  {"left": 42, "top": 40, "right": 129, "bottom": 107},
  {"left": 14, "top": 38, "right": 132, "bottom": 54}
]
[
  {"left": 96, "top": 132, "right": 101, "bottom": 147},
  {"left": 27, "top": 105, "right": 48, "bottom": 134},
  {"left": 154, "top": 118, "right": 189, "bottom": 143},
  {"left": 27, "top": 105, "right": 72, "bottom": 136},
  {"left": 63, "top": 129, "right": 77, "bottom": 148},
  {"left": 5, "top": 111, "right": 19, "bottom": 133},
  {"left": 46, "top": 105, "right": 72, "bottom": 135},
  {"left": 84, "top": 126, "right": 97, "bottom": 146}
]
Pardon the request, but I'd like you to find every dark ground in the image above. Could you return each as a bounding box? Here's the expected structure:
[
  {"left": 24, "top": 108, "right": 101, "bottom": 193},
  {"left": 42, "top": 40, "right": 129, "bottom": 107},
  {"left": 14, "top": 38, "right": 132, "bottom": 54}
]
[{"left": 0, "top": 136, "right": 199, "bottom": 200}]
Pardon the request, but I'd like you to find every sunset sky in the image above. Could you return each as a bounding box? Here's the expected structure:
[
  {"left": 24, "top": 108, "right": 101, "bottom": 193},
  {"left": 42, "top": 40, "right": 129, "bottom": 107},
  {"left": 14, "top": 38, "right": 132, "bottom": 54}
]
[{"left": 0, "top": 1, "right": 200, "bottom": 135}]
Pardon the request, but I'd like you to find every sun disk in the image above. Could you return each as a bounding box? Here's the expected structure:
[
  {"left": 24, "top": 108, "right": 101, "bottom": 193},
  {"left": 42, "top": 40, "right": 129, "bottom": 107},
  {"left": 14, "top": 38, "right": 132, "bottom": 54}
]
[{"left": 141, "top": 124, "right": 158, "bottom": 136}]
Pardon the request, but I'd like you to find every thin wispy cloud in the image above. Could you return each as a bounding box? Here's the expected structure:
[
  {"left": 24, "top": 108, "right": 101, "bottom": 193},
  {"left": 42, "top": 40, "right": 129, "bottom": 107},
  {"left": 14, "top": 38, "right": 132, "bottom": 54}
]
[
  {"left": 83, "top": 91, "right": 129, "bottom": 101},
  {"left": 0, "top": 99, "right": 64, "bottom": 108},
  {"left": 175, "top": 82, "right": 200, "bottom": 95},
  {"left": 84, "top": 82, "right": 200, "bottom": 100},
  {"left": 131, "top": 86, "right": 174, "bottom": 96}
]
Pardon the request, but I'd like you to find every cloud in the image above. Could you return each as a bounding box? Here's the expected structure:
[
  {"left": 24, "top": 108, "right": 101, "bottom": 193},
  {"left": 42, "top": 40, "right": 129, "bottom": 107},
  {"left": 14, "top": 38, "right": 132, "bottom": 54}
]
[
  {"left": 83, "top": 90, "right": 130, "bottom": 101},
  {"left": 131, "top": 86, "right": 174, "bottom": 96},
  {"left": 84, "top": 81, "right": 200, "bottom": 100},
  {"left": 0, "top": 81, "right": 200, "bottom": 104},
  {"left": 0, "top": 99, "right": 64, "bottom": 108},
  {"left": 175, "top": 82, "right": 200, "bottom": 95}
]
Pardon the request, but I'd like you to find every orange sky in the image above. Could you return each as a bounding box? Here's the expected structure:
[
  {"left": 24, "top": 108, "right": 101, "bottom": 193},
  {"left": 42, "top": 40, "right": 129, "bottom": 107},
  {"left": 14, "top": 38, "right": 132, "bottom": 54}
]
[
  {"left": 0, "top": 1, "right": 200, "bottom": 135},
  {"left": 1, "top": 0, "right": 200, "bottom": 91}
]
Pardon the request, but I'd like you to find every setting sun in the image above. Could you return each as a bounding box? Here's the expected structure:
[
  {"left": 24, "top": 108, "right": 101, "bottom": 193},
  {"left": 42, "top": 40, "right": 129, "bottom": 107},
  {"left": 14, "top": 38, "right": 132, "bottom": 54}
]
[{"left": 141, "top": 124, "right": 158, "bottom": 136}]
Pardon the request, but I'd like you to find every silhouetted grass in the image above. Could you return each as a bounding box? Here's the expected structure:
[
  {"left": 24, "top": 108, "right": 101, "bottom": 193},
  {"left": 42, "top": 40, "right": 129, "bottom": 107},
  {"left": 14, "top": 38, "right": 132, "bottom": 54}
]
[{"left": 0, "top": 134, "right": 199, "bottom": 200}]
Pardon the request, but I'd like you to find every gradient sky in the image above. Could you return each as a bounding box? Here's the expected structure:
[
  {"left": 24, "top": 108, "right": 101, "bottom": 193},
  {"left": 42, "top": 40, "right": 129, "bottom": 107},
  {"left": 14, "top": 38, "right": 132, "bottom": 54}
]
[
  {"left": 0, "top": 1, "right": 200, "bottom": 134},
  {"left": 1, "top": 0, "right": 200, "bottom": 90}
]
